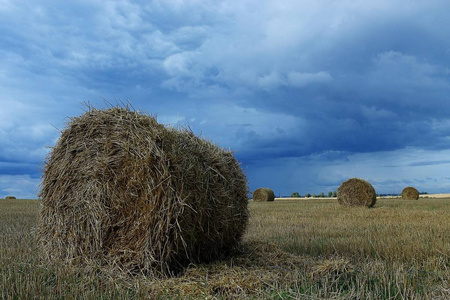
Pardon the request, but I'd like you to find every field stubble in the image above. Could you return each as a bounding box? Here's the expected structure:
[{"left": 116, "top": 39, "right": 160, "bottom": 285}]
[{"left": 1, "top": 198, "right": 450, "bottom": 299}]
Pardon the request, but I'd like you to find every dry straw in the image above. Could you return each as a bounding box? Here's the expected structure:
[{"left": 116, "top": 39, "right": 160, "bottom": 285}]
[
  {"left": 252, "top": 188, "right": 275, "bottom": 202},
  {"left": 402, "top": 187, "right": 419, "bottom": 200},
  {"left": 38, "top": 106, "right": 249, "bottom": 276},
  {"left": 337, "top": 178, "right": 376, "bottom": 208}
]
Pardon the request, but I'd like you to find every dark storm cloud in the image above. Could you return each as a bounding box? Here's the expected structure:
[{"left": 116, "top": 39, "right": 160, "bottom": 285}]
[
  {"left": 1, "top": 0, "right": 450, "bottom": 196},
  {"left": 0, "top": 161, "right": 41, "bottom": 177}
]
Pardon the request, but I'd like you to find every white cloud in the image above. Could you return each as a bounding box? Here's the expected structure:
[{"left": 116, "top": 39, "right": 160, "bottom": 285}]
[
  {"left": 158, "top": 113, "right": 186, "bottom": 126},
  {"left": 372, "top": 51, "right": 439, "bottom": 80},
  {"left": 257, "top": 72, "right": 284, "bottom": 90},
  {"left": 184, "top": 102, "right": 306, "bottom": 152},
  {"left": 163, "top": 51, "right": 197, "bottom": 76},
  {"left": 287, "top": 71, "right": 332, "bottom": 88},
  {"left": 247, "top": 148, "right": 450, "bottom": 196},
  {"left": 256, "top": 70, "right": 333, "bottom": 90},
  {"left": 0, "top": 0, "right": 15, "bottom": 11},
  {"left": 0, "top": 175, "right": 40, "bottom": 199},
  {"left": 361, "top": 106, "right": 398, "bottom": 120}
]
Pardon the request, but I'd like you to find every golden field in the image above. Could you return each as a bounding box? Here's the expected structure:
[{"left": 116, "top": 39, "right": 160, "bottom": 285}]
[{"left": 1, "top": 197, "right": 450, "bottom": 299}]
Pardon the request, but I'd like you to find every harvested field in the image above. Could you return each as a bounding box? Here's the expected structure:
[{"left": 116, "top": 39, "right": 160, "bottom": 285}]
[{"left": 1, "top": 197, "right": 450, "bottom": 299}]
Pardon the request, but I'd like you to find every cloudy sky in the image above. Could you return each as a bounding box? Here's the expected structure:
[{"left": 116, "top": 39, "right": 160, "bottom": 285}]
[{"left": 1, "top": 0, "right": 450, "bottom": 198}]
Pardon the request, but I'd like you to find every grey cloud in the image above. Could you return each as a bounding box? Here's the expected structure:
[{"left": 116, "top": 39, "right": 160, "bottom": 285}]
[
  {"left": 408, "top": 160, "right": 450, "bottom": 167},
  {"left": 0, "top": 175, "right": 41, "bottom": 198},
  {"left": 287, "top": 71, "right": 332, "bottom": 88},
  {"left": 2, "top": 0, "right": 450, "bottom": 197}
]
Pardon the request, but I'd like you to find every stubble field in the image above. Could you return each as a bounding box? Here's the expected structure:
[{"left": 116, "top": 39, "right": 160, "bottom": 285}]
[{"left": 1, "top": 197, "right": 449, "bottom": 299}]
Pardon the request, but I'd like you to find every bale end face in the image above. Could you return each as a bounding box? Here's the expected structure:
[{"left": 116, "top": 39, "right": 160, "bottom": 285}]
[
  {"left": 253, "top": 188, "right": 275, "bottom": 202},
  {"left": 402, "top": 187, "right": 419, "bottom": 200},
  {"left": 337, "top": 178, "right": 376, "bottom": 208}
]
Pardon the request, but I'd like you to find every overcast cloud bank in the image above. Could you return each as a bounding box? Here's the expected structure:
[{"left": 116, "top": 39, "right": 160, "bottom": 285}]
[{"left": 1, "top": 0, "right": 450, "bottom": 198}]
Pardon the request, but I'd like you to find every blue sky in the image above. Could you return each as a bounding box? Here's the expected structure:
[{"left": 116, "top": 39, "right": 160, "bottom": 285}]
[{"left": 1, "top": 0, "right": 450, "bottom": 198}]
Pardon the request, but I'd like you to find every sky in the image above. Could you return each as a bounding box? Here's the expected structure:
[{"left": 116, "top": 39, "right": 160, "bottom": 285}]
[{"left": 1, "top": 0, "right": 450, "bottom": 198}]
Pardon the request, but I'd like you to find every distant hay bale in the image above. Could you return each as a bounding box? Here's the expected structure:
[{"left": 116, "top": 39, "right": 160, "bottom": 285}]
[
  {"left": 38, "top": 106, "right": 249, "bottom": 276},
  {"left": 337, "top": 178, "right": 376, "bottom": 208},
  {"left": 253, "top": 188, "right": 275, "bottom": 202},
  {"left": 5, "top": 196, "right": 16, "bottom": 200},
  {"left": 402, "top": 187, "right": 419, "bottom": 200}
]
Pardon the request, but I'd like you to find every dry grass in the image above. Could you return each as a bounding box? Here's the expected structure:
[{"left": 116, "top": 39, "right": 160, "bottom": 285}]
[
  {"left": 337, "top": 178, "right": 377, "bottom": 207},
  {"left": 38, "top": 106, "right": 249, "bottom": 276},
  {"left": 2, "top": 198, "right": 450, "bottom": 299},
  {"left": 402, "top": 187, "right": 420, "bottom": 200},
  {"left": 252, "top": 188, "right": 275, "bottom": 202}
]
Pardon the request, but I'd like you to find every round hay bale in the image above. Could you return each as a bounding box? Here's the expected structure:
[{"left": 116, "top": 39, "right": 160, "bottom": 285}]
[
  {"left": 253, "top": 188, "right": 275, "bottom": 202},
  {"left": 337, "top": 178, "right": 376, "bottom": 208},
  {"left": 38, "top": 106, "right": 249, "bottom": 276},
  {"left": 401, "top": 187, "right": 419, "bottom": 200},
  {"left": 5, "top": 196, "right": 16, "bottom": 200}
]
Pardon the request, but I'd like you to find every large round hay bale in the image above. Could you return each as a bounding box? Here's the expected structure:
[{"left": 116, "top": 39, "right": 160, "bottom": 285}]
[
  {"left": 253, "top": 188, "right": 275, "bottom": 202},
  {"left": 402, "top": 187, "right": 419, "bottom": 200},
  {"left": 38, "top": 107, "right": 249, "bottom": 276},
  {"left": 5, "top": 196, "right": 16, "bottom": 200},
  {"left": 337, "top": 178, "right": 376, "bottom": 208}
]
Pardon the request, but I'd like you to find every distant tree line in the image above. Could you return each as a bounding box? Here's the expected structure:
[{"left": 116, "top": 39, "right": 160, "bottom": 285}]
[
  {"left": 290, "top": 191, "right": 429, "bottom": 198},
  {"left": 376, "top": 191, "right": 428, "bottom": 197},
  {"left": 291, "top": 191, "right": 337, "bottom": 198}
]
